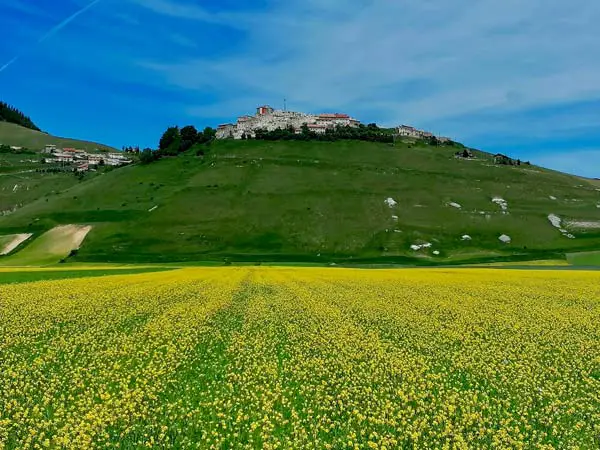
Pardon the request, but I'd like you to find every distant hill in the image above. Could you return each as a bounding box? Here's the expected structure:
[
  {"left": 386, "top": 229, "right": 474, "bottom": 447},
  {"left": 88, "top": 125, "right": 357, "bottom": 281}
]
[
  {"left": 0, "top": 101, "right": 40, "bottom": 131},
  {"left": 1, "top": 139, "right": 599, "bottom": 265},
  {"left": 0, "top": 122, "right": 117, "bottom": 153}
]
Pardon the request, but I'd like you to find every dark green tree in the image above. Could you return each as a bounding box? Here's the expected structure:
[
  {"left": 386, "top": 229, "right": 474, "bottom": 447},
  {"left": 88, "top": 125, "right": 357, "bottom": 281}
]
[
  {"left": 203, "top": 126, "right": 216, "bottom": 140},
  {"left": 159, "top": 126, "right": 180, "bottom": 150},
  {"left": 0, "top": 101, "right": 40, "bottom": 131},
  {"left": 139, "top": 148, "right": 157, "bottom": 164},
  {"left": 158, "top": 126, "right": 181, "bottom": 156},
  {"left": 180, "top": 125, "right": 199, "bottom": 152}
]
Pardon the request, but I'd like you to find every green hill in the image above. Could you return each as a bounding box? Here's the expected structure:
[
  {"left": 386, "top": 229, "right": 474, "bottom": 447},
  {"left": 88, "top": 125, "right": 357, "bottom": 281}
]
[
  {"left": 0, "top": 122, "right": 117, "bottom": 152},
  {"left": 0, "top": 139, "right": 599, "bottom": 265}
]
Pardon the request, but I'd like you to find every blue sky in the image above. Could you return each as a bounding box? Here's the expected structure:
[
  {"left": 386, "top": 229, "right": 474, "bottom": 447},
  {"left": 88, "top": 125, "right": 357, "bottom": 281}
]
[{"left": 1, "top": 0, "right": 599, "bottom": 177}]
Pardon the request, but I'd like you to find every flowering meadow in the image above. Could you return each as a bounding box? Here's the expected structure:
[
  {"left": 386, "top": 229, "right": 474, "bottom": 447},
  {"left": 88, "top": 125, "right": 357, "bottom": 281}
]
[{"left": 1, "top": 267, "right": 599, "bottom": 449}]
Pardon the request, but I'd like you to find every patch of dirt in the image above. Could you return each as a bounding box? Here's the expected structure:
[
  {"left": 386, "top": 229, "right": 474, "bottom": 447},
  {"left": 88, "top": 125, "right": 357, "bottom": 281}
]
[{"left": 0, "top": 233, "right": 33, "bottom": 255}]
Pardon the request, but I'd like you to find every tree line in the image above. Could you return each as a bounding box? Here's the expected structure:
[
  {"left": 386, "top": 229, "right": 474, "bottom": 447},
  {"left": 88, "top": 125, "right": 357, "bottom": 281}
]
[
  {"left": 0, "top": 101, "right": 40, "bottom": 131},
  {"left": 252, "top": 123, "right": 396, "bottom": 143},
  {"left": 249, "top": 124, "right": 456, "bottom": 147},
  {"left": 141, "top": 125, "right": 217, "bottom": 164}
]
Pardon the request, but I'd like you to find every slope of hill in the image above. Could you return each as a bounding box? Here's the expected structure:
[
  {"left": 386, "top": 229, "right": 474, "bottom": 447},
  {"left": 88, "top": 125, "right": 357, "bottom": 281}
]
[
  {"left": 0, "top": 122, "right": 117, "bottom": 152},
  {"left": 0, "top": 139, "right": 599, "bottom": 265}
]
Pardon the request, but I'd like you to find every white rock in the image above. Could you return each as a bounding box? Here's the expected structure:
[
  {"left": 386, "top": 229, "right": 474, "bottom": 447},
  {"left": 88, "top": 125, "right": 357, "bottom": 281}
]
[
  {"left": 385, "top": 197, "right": 397, "bottom": 208},
  {"left": 499, "top": 234, "right": 512, "bottom": 244},
  {"left": 433, "top": 250, "right": 441, "bottom": 255},
  {"left": 492, "top": 197, "right": 508, "bottom": 211},
  {"left": 410, "top": 242, "right": 432, "bottom": 251},
  {"left": 567, "top": 221, "right": 600, "bottom": 229},
  {"left": 548, "top": 214, "right": 562, "bottom": 228},
  {"left": 448, "top": 202, "right": 462, "bottom": 209},
  {"left": 549, "top": 196, "right": 557, "bottom": 200},
  {"left": 461, "top": 235, "right": 472, "bottom": 241},
  {"left": 391, "top": 215, "right": 399, "bottom": 221}
]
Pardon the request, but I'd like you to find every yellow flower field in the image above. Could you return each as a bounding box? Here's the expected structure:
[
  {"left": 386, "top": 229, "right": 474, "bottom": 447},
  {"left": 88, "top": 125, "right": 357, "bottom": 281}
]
[{"left": 1, "top": 267, "right": 599, "bottom": 449}]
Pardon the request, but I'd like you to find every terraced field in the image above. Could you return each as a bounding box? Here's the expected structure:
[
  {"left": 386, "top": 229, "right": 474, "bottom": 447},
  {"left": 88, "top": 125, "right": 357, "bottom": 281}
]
[{"left": 1, "top": 267, "right": 599, "bottom": 448}]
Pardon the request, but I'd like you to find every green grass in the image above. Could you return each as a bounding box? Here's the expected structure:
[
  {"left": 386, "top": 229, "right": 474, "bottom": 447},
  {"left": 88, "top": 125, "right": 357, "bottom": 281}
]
[
  {"left": 566, "top": 250, "right": 600, "bottom": 266},
  {"left": 1, "top": 139, "right": 599, "bottom": 265},
  {"left": 0, "top": 225, "right": 91, "bottom": 266},
  {"left": 0, "top": 122, "right": 117, "bottom": 152},
  {"left": 0, "top": 267, "right": 174, "bottom": 284}
]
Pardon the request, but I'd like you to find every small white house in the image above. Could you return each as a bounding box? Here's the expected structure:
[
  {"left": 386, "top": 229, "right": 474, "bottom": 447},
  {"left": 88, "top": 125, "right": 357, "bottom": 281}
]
[{"left": 42, "top": 145, "right": 58, "bottom": 154}]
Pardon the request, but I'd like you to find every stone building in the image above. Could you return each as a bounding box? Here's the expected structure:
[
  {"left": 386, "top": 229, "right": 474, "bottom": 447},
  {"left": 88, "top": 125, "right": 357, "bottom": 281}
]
[{"left": 216, "top": 105, "right": 361, "bottom": 139}]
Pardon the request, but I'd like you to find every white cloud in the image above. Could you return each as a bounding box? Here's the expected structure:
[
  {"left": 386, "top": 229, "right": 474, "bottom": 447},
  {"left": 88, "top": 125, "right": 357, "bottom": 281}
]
[{"left": 137, "top": 0, "right": 600, "bottom": 114}]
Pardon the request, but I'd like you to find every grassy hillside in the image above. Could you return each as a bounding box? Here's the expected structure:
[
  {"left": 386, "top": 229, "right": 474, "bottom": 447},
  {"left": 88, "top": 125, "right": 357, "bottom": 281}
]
[
  {"left": 0, "top": 122, "right": 117, "bottom": 152},
  {"left": 0, "top": 139, "right": 599, "bottom": 264},
  {"left": 0, "top": 161, "right": 90, "bottom": 218},
  {"left": 0, "top": 225, "right": 91, "bottom": 266}
]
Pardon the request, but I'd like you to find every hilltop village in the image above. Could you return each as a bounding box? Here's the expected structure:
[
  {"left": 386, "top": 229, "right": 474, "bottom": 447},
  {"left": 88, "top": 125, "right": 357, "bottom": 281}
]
[
  {"left": 216, "top": 105, "right": 361, "bottom": 139},
  {"left": 216, "top": 105, "right": 452, "bottom": 143}
]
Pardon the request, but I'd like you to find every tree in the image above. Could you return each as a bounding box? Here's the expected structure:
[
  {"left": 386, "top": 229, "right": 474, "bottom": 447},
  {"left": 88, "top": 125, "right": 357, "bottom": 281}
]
[
  {"left": 140, "top": 148, "right": 157, "bottom": 164},
  {"left": 195, "top": 127, "right": 216, "bottom": 144},
  {"left": 203, "top": 126, "right": 216, "bottom": 140},
  {"left": 180, "top": 125, "right": 199, "bottom": 152},
  {"left": 159, "top": 126, "right": 181, "bottom": 154},
  {"left": 181, "top": 125, "right": 198, "bottom": 140}
]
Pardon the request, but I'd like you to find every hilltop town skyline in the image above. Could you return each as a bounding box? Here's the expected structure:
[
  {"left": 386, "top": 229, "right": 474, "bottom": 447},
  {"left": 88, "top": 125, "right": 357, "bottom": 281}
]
[{"left": 1, "top": 1, "right": 600, "bottom": 177}]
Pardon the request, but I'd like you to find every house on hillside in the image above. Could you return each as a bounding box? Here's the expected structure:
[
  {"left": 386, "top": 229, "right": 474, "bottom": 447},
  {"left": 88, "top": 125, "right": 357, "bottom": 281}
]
[
  {"left": 306, "top": 124, "right": 328, "bottom": 134},
  {"left": 316, "top": 114, "right": 360, "bottom": 128},
  {"left": 455, "top": 149, "right": 474, "bottom": 159},
  {"left": 43, "top": 144, "right": 57, "bottom": 154},
  {"left": 494, "top": 154, "right": 520, "bottom": 166},
  {"left": 397, "top": 125, "right": 421, "bottom": 138},
  {"left": 54, "top": 152, "right": 74, "bottom": 163},
  {"left": 216, "top": 124, "right": 236, "bottom": 139},
  {"left": 87, "top": 154, "right": 104, "bottom": 165}
]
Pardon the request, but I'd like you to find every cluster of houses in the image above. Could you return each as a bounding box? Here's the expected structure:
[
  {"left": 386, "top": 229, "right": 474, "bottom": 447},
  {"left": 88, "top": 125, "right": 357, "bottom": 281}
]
[
  {"left": 216, "top": 105, "right": 454, "bottom": 144},
  {"left": 41, "top": 145, "right": 132, "bottom": 172},
  {"left": 396, "top": 125, "right": 451, "bottom": 143},
  {"left": 216, "top": 105, "right": 362, "bottom": 139}
]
